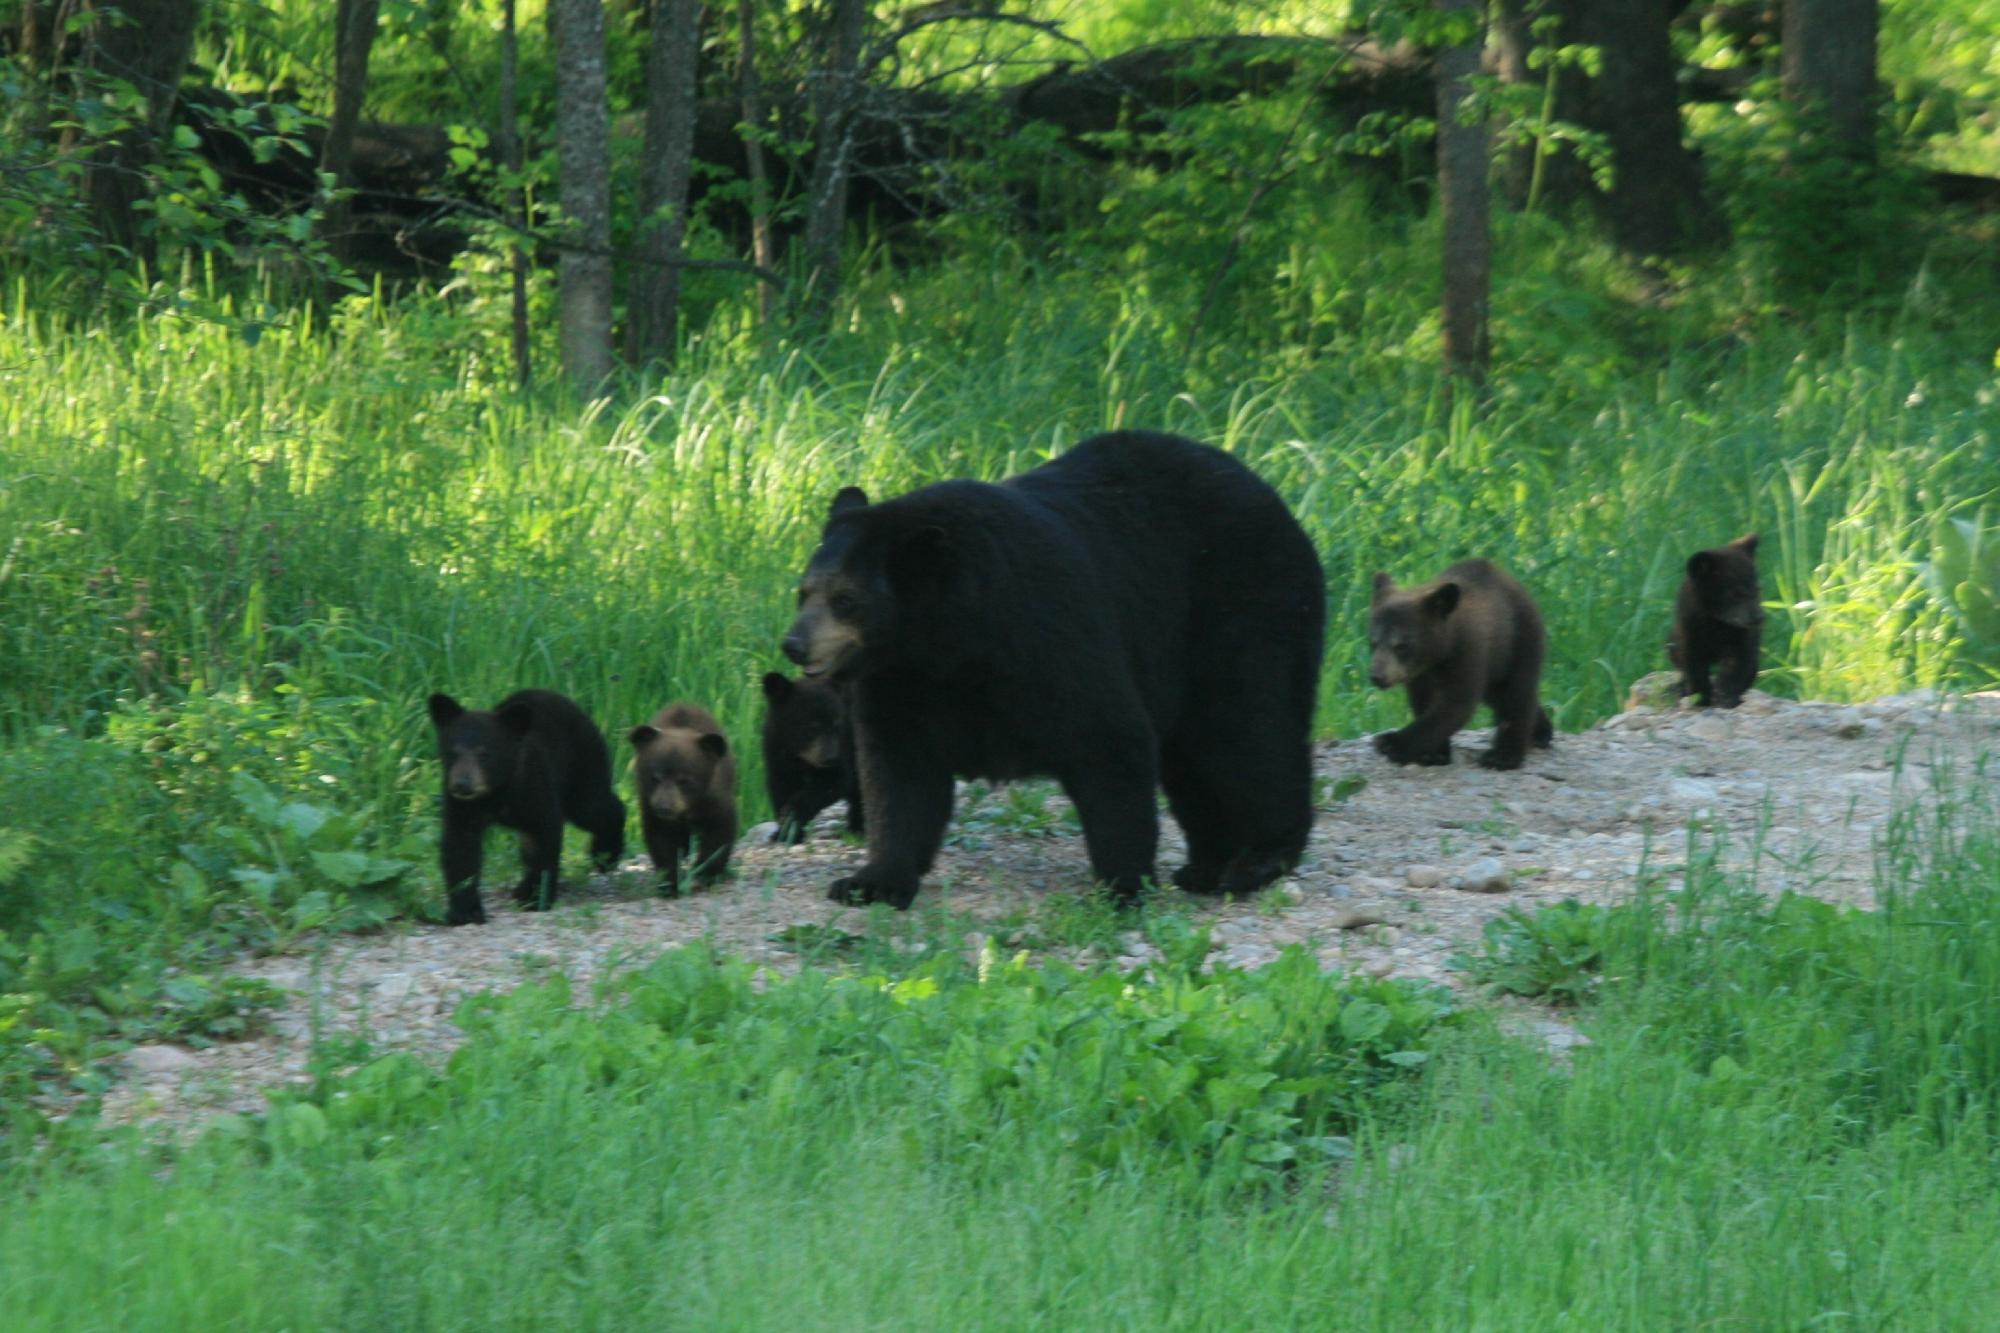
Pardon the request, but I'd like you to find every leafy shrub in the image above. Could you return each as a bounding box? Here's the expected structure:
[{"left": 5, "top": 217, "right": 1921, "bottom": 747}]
[
  {"left": 1452, "top": 898, "right": 1610, "bottom": 1005},
  {"left": 300, "top": 943, "right": 1457, "bottom": 1193}
]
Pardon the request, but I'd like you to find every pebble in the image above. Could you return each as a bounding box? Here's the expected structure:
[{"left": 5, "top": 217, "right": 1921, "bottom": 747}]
[
  {"left": 1453, "top": 857, "right": 1511, "bottom": 894},
  {"left": 746, "top": 821, "right": 780, "bottom": 842},
  {"left": 1404, "top": 864, "right": 1444, "bottom": 888},
  {"left": 1689, "top": 716, "right": 1730, "bottom": 744},
  {"left": 370, "top": 973, "right": 415, "bottom": 1004},
  {"left": 1326, "top": 905, "right": 1391, "bottom": 931},
  {"left": 126, "top": 1045, "right": 201, "bottom": 1076}
]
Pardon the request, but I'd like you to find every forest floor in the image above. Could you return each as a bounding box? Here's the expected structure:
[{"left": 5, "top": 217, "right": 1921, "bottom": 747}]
[{"left": 101, "top": 685, "right": 2000, "bottom": 1132}]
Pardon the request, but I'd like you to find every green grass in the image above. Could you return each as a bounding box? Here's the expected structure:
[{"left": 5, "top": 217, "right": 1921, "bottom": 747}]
[{"left": 7, "top": 769, "right": 2000, "bottom": 1328}]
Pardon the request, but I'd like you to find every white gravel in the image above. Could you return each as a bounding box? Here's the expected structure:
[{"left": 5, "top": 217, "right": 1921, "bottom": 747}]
[{"left": 101, "top": 686, "right": 2000, "bottom": 1132}]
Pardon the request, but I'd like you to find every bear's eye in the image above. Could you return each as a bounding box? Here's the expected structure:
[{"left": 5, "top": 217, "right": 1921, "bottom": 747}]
[{"left": 830, "top": 593, "right": 859, "bottom": 617}]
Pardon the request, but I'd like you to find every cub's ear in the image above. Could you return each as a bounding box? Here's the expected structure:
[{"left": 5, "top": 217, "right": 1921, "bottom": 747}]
[
  {"left": 1422, "top": 581, "right": 1461, "bottom": 619},
  {"left": 497, "top": 702, "right": 535, "bottom": 736},
  {"left": 426, "top": 693, "right": 464, "bottom": 729},
  {"left": 628, "top": 724, "right": 661, "bottom": 748},
  {"left": 888, "top": 523, "right": 954, "bottom": 595},
  {"left": 699, "top": 732, "right": 729, "bottom": 759},
  {"left": 830, "top": 486, "right": 870, "bottom": 518},
  {"left": 1731, "top": 532, "right": 1760, "bottom": 558},
  {"left": 1687, "top": 551, "right": 1715, "bottom": 580},
  {"left": 761, "top": 672, "right": 795, "bottom": 703},
  {"left": 1370, "top": 572, "right": 1396, "bottom": 605}
]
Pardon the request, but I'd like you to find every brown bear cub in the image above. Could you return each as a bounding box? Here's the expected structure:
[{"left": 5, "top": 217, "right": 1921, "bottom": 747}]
[
  {"left": 1368, "top": 559, "right": 1553, "bottom": 770},
  {"left": 1670, "top": 533, "right": 1763, "bottom": 709},
  {"left": 629, "top": 702, "right": 737, "bottom": 896},
  {"left": 760, "top": 672, "right": 864, "bottom": 843},
  {"left": 428, "top": 689, "right": 627, "bottom": 926}
]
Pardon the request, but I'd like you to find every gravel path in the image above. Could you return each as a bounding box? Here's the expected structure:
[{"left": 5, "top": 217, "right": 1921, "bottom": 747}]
[{"left": 104, "top": 687, "right": 2000, "bottom": 1131}]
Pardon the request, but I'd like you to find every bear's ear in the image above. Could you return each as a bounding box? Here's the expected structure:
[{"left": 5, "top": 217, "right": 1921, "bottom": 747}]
[
  {"left": 1422, "top": 581, "right": 1461, "bottom": 619},
  {"left": 628, "top": 724, "right": 660, "bottom": 748},
  {"left": 761, "top": 672, "right": 794, "bottom": 703},
  {"left": 426, "top": 693, "right": 464, "bottom": 729},
  {"left": 1731, "top": 532, "right": 1759, "bottom": 558},
  {"left": 1687, "top": 551, "right": 1715, "bottom": 580},
  {"left": 699, "top": 732, "right": 729, "bottom": 759},
  {"left": 1370, "top": 572, "right": 1396, "bottom": 605},
  {"left": 888, "top": 524, "right": 954, "bottom": 596},
  {"left": 497, "top": 702, "right": 535, "bottom": 736},
  {"left": 830, "top": 486, "right": 870, "bottom": 518}
]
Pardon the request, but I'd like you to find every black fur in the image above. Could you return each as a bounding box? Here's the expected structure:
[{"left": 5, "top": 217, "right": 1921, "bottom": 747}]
[
  {"left": 782, "top": 430, "right": 1326, "bottom": 909},
  {"left": 427, "top": 689, "right": 626, "bottom": 925},
  {"left": 1671, "top": 534, "right": 1763, "bottom": 708},
  {"left": 760, "top": 672, "right": 865, "bottom": 842},
  {"left": 1368, "top": 560, "right": 1553, "bottom": 770}
]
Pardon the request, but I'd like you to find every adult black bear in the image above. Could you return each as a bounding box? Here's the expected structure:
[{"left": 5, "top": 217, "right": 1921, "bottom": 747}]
[
  {"left": 1367, "top": 559, "right": 1553, "bottom": 770},
  {"left": 629, "top": 701, "right": 738, "bottom": 896},
  {"left": 427, "top": 689, "right": 626, "bottom": 926},
  {"left": 760, "top": 672, "right": 864, "bottom": 843},
  {"left": 1670, "top": 533, "right": 1763, "bottom": 708},
  {"left": 782, "top": 430, "right": 1326, "bottom": 910}
]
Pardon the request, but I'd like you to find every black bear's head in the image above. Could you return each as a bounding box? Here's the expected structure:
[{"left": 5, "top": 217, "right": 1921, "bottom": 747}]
[
  {"left": 760, "top": 671, "right": 850, "bottom": 841},
  {"left": 629, "top": 719, "right": 729, "bottom": 821},
  {"left": 428, "top": 693, "right": 532, "bottom": 801},
  {"left": 1685, "top": 534, "right": 1762, "bottom": 630},
  {"left": 1365, "top": 571, "right": 1460, "bottom": 689},
  {"left": 781, "top": 485, "right": 956, "bottom": 681}
]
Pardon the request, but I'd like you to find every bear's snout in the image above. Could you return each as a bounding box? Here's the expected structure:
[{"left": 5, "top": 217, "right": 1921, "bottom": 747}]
[{"left": 781, "top": 632, "right": 810, "bottom": 667}]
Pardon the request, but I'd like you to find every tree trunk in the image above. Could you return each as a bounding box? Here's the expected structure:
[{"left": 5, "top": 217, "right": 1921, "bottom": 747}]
[
  {"left": 73, "top": 0, "right": 203, "bottom": 266},
  {"left": 550, "top": 0, "right": 616, "bottom": 394},
  {"left": 738, "top": 0, "right": 776, "bottom": 325},
  {"left": 1782, "top": 0, "right": 1878, "bottom": 151},
  {"left": 1551, "top": 0, "right": 1728, "bottom": 258},
  {"left": 319, "top": 0, "right": 384, "bottom": 265},
  {"left": 1435, "top": 0, "right": 1490, "bottom": 389},
  {"left": 499, "top": 0, "right": 530, "bottom": 387},
  {"left": 628, "top": 0, "right": 705, "bottom": 367},
  {"left": 800, "top": 0, "right": 867, "bottom": 322}
]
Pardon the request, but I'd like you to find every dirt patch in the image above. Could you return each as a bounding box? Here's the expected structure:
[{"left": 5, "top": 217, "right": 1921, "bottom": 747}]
[{"left": 101, "top": 688, "right": 2000, "bottom": 1132}]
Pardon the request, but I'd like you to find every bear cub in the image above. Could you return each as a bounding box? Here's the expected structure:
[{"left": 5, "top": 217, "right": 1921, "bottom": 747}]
[
  {"left": 629, "top": 702, "right": 737, "bottom": 896},
  {"left": 1368, "top": 559, "right": 1553, "bottom": 770},
  {"left": 1670, "top": 533, "right": 1762, "bottom": 709},
  {"left": 428, "top": 689, "right": 626, "bottom": 926},
  {"left": 760, "top": 672, "right": 864, "bottom": 843}
]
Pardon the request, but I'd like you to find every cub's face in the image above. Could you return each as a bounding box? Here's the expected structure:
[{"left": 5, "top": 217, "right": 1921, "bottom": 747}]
[
  {"left": 630, "top": 727, "right": 728, "bottom": 820},
  {"left": 1687, "top": 534, "right": 1762, "bottom": 630},
  {"left": 1366, "top": 573, "right": 1460, "bottom": 688},
  {"left": 427, "top": 693, "right": 529, "bottom": 801}
]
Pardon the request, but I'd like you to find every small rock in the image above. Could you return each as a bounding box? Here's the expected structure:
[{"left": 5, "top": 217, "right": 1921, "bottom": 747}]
[
  {"left": 370, "top": 973, "right": 415, "bottom": 1004},
  {"left": 1454, "top": 856, "right": 1511, "bottom": 894},
  {"left": 1688, "top": 716, "right": 1730, "bottom": 744},
  {"left": 1569, "top": 867, "right": 1595, "bottom": 882},
  {"left": 1623, "top": 671, "right": 1681, "bottom": 712},
  {"left": 747, "top": 820, "right": 780, "bottom": 843},
  {"left": 1668, "top": 777, "right": 1720, "bottom": 807},
  {"left": 1404, "top": 864, "right": 1444, "bottom": 888},
  {"left": 126, "top": 1045, "right": 200, "bottom": 1077},
  {"left": 1327, "top": 905, "right": 1390, "bottom": 931},
  {"left": 1364, "top": 960, "right": 1397, "bottom": 979}
]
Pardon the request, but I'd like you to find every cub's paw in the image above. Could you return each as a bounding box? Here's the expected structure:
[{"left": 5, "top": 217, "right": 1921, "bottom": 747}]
[
  {"left": 1475, "top": 747, "right": 1525, "bottom": 771},
  {"left": 511, "top": 882, "right": 559, "bottom": 910},
  {"left": 827, "top": 873, "right": 918, "bottom": 911},
  {"left": 1375, "top": 731, "right": 1451, "bottom": 766}
]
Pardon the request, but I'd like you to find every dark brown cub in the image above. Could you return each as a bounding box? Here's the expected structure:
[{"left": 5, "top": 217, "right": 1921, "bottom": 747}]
[
  {"left": 1367, "top": 559, "right": 1553, "bottom": 770},
  {"left": 629, "top": 702, "right": 737, "bottom": 896}
]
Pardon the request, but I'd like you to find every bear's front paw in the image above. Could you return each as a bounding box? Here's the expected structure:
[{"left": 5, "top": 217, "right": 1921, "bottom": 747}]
[
  {"left": 1171, "top": 862, "right": 1223, "bottom": 895},
  {"left": 445, "top": 889, "right": 487, "bottom": 926},
  {"left": 827, "top": 873, "right": 918, "bottom": 910},
  {"left": 1475, "top": 747, "right": 1525, "bottom": 771},
  {"left": 1375, "top": 731, "right": 1451, "bottom": 766}
]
